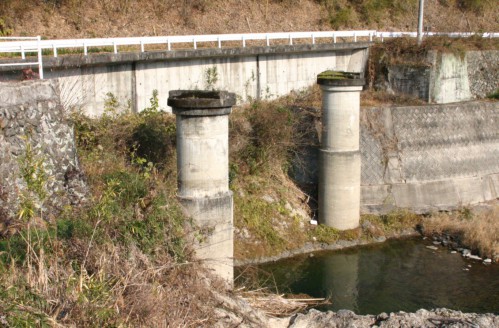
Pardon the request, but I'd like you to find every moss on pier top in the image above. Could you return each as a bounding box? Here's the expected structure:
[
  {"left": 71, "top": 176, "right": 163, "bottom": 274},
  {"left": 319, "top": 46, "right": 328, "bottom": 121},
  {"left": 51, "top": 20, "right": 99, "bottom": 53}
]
[{"left": 317, "top": 70, "right": 361, "bottom": 80}]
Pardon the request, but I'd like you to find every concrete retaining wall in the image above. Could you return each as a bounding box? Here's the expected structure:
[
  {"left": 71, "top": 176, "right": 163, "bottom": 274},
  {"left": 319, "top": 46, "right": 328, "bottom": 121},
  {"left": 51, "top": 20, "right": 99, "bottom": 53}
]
[
  {"left": 384, "top": 50, "right": 498, "bottom": 103},
  {"left": 33, "top": 43, "right": 369, "bottom": 116},
  {"left": 360, "top": 101, "right": 499, "bottom": 213}
]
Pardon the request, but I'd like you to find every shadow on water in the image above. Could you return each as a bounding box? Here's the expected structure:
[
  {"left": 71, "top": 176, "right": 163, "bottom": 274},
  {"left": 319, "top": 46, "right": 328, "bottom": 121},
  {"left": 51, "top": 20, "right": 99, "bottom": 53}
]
[{"left": 236, "top": 238, "right": 499, "bottom": 315}]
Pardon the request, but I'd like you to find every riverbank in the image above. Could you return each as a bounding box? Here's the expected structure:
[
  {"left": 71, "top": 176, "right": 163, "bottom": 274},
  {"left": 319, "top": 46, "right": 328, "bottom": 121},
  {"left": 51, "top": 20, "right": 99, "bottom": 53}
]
[
  {"left": 268, "top": 308, "right": 499, "bottom": 328},
  {"left": 235, "top": 201, "right": 499, "bottom": 266}
]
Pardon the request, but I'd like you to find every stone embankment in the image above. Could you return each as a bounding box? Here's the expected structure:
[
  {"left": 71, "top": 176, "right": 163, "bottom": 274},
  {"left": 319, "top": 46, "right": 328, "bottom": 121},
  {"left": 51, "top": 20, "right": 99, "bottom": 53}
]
[
  {"left": 0, "top": 80, "right": 87, "bottom": 228},
  {"left": 216, "top": 295, "right": 499, "bottom": 328},
  {"left": 270, "top": 308, "right": 499, "bottom": 328}
]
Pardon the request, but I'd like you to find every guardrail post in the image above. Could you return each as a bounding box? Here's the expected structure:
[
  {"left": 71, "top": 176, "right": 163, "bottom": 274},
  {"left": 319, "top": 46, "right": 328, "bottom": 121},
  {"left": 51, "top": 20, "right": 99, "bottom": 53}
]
[
  {"left": 37, "top": 36, "right": 43, "bottom": 79},
  {"left": 53, "top": 45, "right": 58, "bottom": 58}
]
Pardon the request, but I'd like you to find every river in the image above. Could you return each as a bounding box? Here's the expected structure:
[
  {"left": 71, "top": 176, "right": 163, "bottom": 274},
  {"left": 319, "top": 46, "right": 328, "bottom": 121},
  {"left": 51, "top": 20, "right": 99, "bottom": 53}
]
[{"left": 236, "top": 237, "right": 499, "bottom": 315}]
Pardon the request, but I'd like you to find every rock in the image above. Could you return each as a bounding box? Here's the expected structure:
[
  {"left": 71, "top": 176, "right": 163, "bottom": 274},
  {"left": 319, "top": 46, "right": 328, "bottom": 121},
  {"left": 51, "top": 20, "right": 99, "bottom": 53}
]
[
  {"left": 468, "top": 255, "right": 482, "bottom": 261},
  {"left": 286, "top": 308, "right": 499, "bottom": 328},
  {"left": 432, "top": 241, "right": 441, "bottom": 245},
  {"left": 261, "top": 195, "right": 275, "bottom": 203},
  {"left": 426, "top": 246, "right": 438, "bottom": 250},
  {"left": 483, "top": 258, "right": 492, "bottom": 264},
  {"left": 462, "top": 249, "right": 471, "bottom": 257},
  {"left": 310, "top": 219, "right": 318, "bottom": 225}
]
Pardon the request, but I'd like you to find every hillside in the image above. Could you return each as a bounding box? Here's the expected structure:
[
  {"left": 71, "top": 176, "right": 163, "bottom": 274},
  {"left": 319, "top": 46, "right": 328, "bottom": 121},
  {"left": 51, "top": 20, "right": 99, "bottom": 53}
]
[{"left": 0, "top": 0, "right": 497, "bottom": 39}]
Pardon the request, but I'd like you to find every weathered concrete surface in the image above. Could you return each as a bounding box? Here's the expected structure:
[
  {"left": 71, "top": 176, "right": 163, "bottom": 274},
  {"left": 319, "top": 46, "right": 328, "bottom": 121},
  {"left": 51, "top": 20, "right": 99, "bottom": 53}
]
[
  {"left": 293, "top": 100, "right": 499, "bottom": 214},
  {"left": 382, "top": 50, "right": 498, "bottom": 104},
  {"left": 0, "top": 80, "right": 87, "bottom": 224},
  {"left": 4, "top": 43, "right": 370, "bottom": 116},
  {"left": 360, "top": 101, "right": 499, "bottom": 214},
  {"left": 169, "top": 90, "right": 235, "bottom": 284},
  {"left": 318, "top": 76, "right": 364, "bottom": 230}
]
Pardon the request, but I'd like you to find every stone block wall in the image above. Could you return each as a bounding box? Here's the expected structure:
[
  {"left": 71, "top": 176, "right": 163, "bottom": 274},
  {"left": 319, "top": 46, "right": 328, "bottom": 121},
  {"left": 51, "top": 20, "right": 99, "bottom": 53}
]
[{"left": 0, "top": 80, "right": 87, "bottom": 227}]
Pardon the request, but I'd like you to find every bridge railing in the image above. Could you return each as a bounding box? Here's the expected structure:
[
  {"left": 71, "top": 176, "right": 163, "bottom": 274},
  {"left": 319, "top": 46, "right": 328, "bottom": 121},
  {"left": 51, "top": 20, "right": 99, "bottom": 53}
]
[
  {"left": 0, "top": 36, "right": 43, "bottom": 79},
  {"left": 0, "top": 30, "right": 378, "bottom": 59},
  {"left": 0, "top": 31, "right": 497, "bottom": 79}
]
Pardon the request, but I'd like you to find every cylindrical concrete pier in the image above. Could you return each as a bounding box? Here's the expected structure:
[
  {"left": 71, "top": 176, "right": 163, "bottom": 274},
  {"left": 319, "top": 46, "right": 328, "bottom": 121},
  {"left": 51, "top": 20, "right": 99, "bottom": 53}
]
[
  {"left": 168, "top": 90, "right": 235, "bottom": 284},
  {"left": 317, "top": 71, "right": 365, "bottom": 230}
]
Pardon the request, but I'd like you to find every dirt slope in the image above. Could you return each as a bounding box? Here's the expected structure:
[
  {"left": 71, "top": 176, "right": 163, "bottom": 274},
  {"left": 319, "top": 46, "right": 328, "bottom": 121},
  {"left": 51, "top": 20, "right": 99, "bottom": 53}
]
[{"left": 0, "top": 0, "right": 497, "bottom": 39}]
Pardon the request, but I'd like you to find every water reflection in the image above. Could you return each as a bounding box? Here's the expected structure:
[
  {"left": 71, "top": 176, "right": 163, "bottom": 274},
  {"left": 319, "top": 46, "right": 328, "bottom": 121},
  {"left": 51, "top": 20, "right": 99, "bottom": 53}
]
[
  {"left": 322, "top": 253, "right": 359, "bottom": 311},
  {"left": 236, "top": 238, "right": 499, "bottom": 315}
]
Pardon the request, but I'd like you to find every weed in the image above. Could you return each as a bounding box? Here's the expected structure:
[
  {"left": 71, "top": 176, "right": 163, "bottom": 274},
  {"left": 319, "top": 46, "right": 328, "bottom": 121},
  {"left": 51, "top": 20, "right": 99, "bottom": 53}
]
[
  {"left": 205, "top": 66, "right": 219, "bottom": 90},
  {"left": 487, "top": 89, "right": 499, "bottom": 100},
  {"left": 17, "top": 137, "right": 49, "bottom": 222},
  {"left": 0, "top": 17, "right": 12, "bottom": 36},
  {"left": 310, "top": 224, "right": 339, "bottom": 243}
]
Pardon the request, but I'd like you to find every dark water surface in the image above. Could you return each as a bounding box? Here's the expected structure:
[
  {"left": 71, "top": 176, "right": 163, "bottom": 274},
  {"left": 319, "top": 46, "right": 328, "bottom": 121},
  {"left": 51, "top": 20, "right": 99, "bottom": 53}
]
[{"left": 236, "top": 238, "right": 499, "bottom": 315}]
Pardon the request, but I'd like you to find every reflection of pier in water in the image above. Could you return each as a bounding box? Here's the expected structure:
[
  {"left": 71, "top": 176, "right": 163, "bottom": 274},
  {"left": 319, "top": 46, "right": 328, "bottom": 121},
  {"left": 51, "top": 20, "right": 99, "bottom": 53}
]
[{"left": 248, "top": 238, "right": 499, "bottom": 314}]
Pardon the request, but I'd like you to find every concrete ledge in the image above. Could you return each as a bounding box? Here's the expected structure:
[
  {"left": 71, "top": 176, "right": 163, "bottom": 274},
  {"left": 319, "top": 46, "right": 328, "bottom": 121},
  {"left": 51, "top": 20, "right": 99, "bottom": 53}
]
[
  {"left": 0, "top": 42, "right": 372, "bottom": 71},
  {"left": 361, "top": 173, "right": 499, "bottom": 214}
]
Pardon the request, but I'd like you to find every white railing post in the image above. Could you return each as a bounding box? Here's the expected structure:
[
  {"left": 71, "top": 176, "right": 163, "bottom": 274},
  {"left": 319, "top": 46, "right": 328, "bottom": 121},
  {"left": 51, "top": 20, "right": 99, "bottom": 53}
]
[
  {"left": 53, "top": 45, "right": 58, "bottom": 58},
  {"left": 242, "top": 36, "right": 246, "bottom": 48},
  {"left": 21, "top": 44, "right": 25, "bottom": 59},
  {"left": 37, "top": 36, "right": 43, "bottom": 79},
  {"left": 312, "top": 33, "right": 315, "bottom": 44},
  {"left": 289, "top": 34, "right": 293, "bottom": 45},
  {"left": 218, "top": 37, "right": 221, "bottom": 48},
  {"left": 140, "top": 40, "right": 144, "bottom": 52},
  {"left": 266, "top": 34, "right": 269, "bottom": 46},
  {"left": 84, "top": 42, "right": 88, "bottom": 56},
  {"left": 167, "top": 38, "right": 171, "bottom": 51},
  {"left": 193, "top": 38, "right": 197, "bottom": 49},
  {"left": 113, "top": 41, "right": 117, "bottom": 54}
]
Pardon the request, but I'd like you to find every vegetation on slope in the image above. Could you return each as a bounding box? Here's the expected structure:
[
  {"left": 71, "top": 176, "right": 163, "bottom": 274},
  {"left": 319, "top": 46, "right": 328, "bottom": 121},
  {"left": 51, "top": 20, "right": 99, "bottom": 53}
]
[
  {"left": 0, "top": 82, "right": 497, "bottom": 324},
  {"left": 0, "top": 94, "right": 229, "bottom": 326},
  {"left": 0, "top": 0, "right": 497, "bottom": 39}
]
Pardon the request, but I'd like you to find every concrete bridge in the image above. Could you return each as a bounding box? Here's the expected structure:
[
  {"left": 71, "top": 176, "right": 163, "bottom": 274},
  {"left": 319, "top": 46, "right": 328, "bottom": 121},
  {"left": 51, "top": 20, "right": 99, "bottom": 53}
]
[{"left": 2, "top": 30, "right": 497, "bottom": 116}]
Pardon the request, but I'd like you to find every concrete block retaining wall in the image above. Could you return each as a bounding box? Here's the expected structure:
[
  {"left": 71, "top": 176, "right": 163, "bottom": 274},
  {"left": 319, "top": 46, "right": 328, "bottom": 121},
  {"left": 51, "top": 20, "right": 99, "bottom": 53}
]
[{"left": 360, "top": 101, "right": 499, "bottom": 214}]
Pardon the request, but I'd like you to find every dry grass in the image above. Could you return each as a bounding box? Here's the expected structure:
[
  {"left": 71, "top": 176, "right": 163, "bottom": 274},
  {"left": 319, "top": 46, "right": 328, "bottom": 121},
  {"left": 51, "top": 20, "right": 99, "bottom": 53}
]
[
  {"left": 0, "top": 0, "right": 497, "bottom": 40},
  {"left": 0, "top": 104, "right": 233, "bottom": 326},
  {"left": 422, "top": 205, "right": 499, "bottom": 260},
  {"left": 240, "top": 288, "right": 329, "bottom": 318}
]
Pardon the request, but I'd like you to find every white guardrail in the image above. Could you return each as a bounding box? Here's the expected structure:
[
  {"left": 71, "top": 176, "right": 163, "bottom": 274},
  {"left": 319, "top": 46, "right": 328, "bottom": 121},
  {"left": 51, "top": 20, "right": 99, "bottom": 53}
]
[
  {"left": 0, "top": 36, "right": 44, "bottom": 79},
  {"left": 1, "top": 30, "right": 498, "bottom": 79}
]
